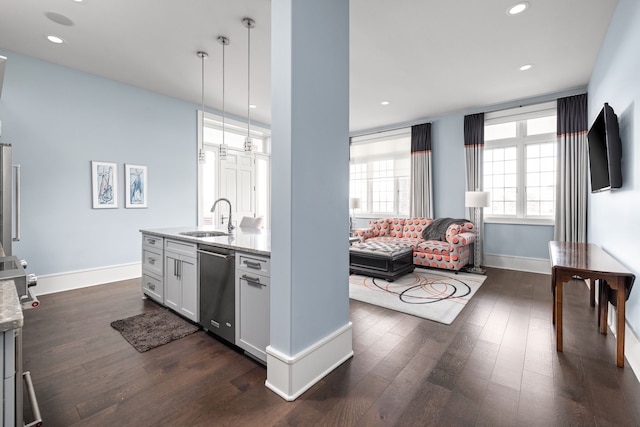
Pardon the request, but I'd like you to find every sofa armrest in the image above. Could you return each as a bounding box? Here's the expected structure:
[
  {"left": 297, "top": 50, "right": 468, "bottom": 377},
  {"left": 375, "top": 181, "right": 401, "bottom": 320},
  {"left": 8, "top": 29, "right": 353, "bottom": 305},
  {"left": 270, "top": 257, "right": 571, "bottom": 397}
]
[
  {"left": 356, "top": 218, "right": 392, "bottom": 241},
  {"left": 445, "top": 223, "right": 476, "bottom": 248},
  {"left": 354, "top": 228, "right": 373, "bottom": 242}
]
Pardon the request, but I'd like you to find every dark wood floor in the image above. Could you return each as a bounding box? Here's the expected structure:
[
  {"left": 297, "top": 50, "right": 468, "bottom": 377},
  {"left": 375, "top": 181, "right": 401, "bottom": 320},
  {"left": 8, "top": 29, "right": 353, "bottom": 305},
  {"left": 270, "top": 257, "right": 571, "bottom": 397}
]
[{"left": 22, "top": 267, "right": 640, "bottom": 426}]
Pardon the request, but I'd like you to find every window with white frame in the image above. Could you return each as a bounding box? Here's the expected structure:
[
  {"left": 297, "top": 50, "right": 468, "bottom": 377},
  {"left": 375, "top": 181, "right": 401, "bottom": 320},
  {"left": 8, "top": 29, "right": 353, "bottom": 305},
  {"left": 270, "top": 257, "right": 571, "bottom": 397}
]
[
  {"left": 483, "top": 102, "right": 557, "bottom": 224},
  {"left": 349, "top": 129, "right": 410, "bottom": 217},
  {"left": 197, "top": 112, "right": 271, "bottom": 228}
]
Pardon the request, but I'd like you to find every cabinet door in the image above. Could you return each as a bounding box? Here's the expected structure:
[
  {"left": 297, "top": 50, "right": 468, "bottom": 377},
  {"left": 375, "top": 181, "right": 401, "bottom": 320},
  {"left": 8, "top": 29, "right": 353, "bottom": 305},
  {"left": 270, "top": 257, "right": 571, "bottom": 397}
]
[
  {"left": 164, "top": 253, "right": 180, "bottom": 311},
  {"left": 180, "top": 257, "right": 198, "bottom": 322},
  {"left": 238, "top": 273, "right": 270, "bottom": 362}
]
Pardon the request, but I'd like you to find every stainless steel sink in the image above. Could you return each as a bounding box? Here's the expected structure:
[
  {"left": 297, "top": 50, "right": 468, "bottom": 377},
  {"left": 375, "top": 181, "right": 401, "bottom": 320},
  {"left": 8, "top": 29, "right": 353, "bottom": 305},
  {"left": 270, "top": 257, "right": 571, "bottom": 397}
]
[{"left": 179, "top": 231, "right": 229, "bottom": 238}]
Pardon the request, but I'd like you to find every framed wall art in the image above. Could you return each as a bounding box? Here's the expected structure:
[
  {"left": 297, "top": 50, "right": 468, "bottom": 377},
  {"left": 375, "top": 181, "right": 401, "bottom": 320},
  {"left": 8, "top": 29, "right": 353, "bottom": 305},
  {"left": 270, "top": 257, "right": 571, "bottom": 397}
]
[
  {"left": 91, "top": 161, "right": 118, "bottom": 209},
  {"left": 125, "top": 164, "right": 148, "bottom": 208}
]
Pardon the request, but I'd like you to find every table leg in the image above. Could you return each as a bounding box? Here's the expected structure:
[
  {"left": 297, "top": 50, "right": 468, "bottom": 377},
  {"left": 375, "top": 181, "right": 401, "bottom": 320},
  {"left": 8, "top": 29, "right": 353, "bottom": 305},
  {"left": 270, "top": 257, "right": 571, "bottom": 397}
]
[
  {"left": 590, "top": 278, "right": 596, "bottom": 307},
  {"left": 616, "top": 278, "right": 626, "bottom": 368},
  {"left": 599, "top": 281, "right": 608, "bottom": 335},
  {"left": 551, "top": 269, "right": 556, "bottom": 325},
  {"left": 556, "top": 279, "right": 563, "bottom": 352}
]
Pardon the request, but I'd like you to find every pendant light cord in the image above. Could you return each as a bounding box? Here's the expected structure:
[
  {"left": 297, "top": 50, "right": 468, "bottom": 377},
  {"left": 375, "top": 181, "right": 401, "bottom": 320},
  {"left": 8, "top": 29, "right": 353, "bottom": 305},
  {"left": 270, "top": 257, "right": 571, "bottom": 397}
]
[
  {"left": 247, "top": 22, "right": 251, "bottom": 140},
  {"left": 222, "top": 41, "right": 225, "bottom": 148},
  {"left": 217, "top": 36, "right": 229, "bottom": 154},
  {"left": 197, "top": 51, "right": 208, "bottom": 162}
]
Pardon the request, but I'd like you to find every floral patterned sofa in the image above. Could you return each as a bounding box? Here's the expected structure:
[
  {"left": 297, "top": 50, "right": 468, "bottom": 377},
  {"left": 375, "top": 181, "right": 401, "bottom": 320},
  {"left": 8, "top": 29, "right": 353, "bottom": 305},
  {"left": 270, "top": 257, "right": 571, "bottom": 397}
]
[{"left": 354, "top": 217, "right": 475, "bottom": 271}]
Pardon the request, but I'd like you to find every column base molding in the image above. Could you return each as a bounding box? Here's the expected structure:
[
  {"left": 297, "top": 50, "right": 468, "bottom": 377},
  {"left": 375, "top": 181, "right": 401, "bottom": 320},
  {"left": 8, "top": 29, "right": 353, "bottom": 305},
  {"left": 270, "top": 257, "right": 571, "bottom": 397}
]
[{"left": 265, "top": 322, "right": 353, "bottom": 401}]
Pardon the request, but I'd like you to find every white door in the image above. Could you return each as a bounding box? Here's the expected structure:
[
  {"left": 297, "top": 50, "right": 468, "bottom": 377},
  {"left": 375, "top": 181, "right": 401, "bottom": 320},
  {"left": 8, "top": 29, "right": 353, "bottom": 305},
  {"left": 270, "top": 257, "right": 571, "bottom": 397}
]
[{"left": 219, "top": 151, "right": 254, "bottom": 227}]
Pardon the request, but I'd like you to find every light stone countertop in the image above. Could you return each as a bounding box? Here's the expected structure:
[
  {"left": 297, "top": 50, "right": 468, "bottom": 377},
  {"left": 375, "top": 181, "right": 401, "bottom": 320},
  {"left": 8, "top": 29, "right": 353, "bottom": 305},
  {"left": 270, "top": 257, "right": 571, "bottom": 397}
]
[
  {"left": 0, "top": 280, "right": 23, "bottom": 332},
  {"left": 140, "top": 226, "right": 271, "bottom": 257}
]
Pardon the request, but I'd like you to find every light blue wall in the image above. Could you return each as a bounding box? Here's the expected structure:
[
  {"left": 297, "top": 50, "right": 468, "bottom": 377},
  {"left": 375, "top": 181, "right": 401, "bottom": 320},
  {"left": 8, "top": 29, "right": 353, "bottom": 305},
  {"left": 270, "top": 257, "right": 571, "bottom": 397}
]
[
  {"left": 0, "top": 49, "right": 198, "bottom": 276},
  {"left": 587, "top": 0, "right": 640, "bottom": 334}
]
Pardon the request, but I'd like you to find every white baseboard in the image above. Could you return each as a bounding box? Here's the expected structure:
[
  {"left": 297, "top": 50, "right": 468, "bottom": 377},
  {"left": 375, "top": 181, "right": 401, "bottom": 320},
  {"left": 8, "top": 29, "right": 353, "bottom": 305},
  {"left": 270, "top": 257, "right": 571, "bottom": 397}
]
[
  {"left": 484, "top": 253, "right": 550, "bottom": 275},
  {"left": 265, "top": 322, "right": 354, "bottom": 401},
  {"left": 34, "top": 262, "right": 141, "bottom": 296}
]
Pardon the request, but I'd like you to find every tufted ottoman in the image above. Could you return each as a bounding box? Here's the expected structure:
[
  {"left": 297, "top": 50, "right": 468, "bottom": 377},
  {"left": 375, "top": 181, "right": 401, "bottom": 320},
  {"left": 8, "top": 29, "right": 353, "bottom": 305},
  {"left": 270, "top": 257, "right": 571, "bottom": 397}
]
[{"left": 349, "top": 241, "right": 415, "bottom": 282}]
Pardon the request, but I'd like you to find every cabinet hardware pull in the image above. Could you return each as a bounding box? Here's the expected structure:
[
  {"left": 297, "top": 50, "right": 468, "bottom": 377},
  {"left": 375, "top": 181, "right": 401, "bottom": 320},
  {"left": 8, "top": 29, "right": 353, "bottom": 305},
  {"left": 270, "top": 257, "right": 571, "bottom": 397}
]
[
  {"left": 148, "top": 283, "right": 155, "bottom": 291},
  {"left": 243, "top": 260, "right": 262, "bottom": 269},
  {"left": 23, "top": 371, "right": 42, "bottom": 427},
  {"left": 148, "top": 258, "right": 155, "bottom": 265},
  {"left": 242, "top": 274, "right": 265, "bottom": 286},
  {"left": 148, "top": 239, "right": 156, "bottom": 244}
]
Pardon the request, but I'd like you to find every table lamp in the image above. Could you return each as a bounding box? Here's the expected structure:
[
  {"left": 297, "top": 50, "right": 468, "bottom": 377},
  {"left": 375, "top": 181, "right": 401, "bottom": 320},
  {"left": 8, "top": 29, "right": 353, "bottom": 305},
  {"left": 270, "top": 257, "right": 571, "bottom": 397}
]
[{"left": 465, "top": 191, "right": 490, "bottom": 274}]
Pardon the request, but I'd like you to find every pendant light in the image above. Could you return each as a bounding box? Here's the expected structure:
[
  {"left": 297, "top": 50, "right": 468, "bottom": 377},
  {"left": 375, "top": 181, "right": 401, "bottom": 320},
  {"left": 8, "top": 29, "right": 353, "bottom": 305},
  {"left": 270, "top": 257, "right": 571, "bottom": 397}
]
[
  {"left": 243, "top": 17, "right": 255, "bottom": 152},
  {"left": 197, "top": 51, "right": 208, "bottom": 163},
  {"left": 217, "top": 35, "right": 230, "bottom": 160}
]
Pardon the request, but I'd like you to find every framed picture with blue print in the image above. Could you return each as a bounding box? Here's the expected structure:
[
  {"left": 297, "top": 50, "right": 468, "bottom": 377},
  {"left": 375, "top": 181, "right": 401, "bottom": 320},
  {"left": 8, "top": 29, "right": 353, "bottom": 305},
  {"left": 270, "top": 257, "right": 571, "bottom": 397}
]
[{"left": 125, "top": 164, "right": 148, "bottom": 208}]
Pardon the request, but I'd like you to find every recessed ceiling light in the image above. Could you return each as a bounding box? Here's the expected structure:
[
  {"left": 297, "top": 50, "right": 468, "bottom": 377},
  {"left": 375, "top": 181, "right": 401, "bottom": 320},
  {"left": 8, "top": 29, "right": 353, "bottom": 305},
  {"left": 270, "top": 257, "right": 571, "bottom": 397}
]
[
  {"left": 519, "top": 64, "right": 533, "bottom": 71},
  {"left": 381, "top": 101, "right": 390, "bottom": 106},
  {"left": 71, "top": 0, "right": 87, "bottom": 3},
  {"left": 45, "top": 12, "right": 74, "bottom": 26},
  {"left": 46, "top": 35, "right": 65, "bottom": 44},
  {"left": 249, "top": 104, "right": 257, "bottom": 109},
  {"left": 507, "top": 2, "right": 529, "bottom": 15}
]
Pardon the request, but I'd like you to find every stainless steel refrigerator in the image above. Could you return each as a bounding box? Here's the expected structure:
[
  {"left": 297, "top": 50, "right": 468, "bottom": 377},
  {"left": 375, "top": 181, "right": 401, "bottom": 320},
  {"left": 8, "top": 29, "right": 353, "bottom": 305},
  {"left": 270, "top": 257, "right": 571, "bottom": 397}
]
[
  {"left": 0, "top": 143, "right": 37, "bottom": 307},
  {"left": 0, "top": 143, "right": 41, "bottom": 426}
]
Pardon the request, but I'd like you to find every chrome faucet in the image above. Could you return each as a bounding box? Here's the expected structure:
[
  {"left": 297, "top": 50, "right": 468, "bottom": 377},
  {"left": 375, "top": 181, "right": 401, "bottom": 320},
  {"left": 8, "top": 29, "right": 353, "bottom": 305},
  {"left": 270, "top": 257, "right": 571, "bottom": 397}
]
[{"left": 210, "top": 198, "right": 235, "bottom": 234}]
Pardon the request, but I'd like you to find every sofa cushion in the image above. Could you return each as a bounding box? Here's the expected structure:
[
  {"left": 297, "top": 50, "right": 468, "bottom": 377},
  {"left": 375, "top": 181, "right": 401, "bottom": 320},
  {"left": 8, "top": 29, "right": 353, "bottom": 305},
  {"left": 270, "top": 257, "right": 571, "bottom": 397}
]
[
  {"left": 388, "top": 218, "right": 406, "bottom": 237},
  {"left": 416, "top": 240, "right": 450, "bottom": 256},
  {"left": 368, "top": 218, "right": 392, "bottom": 237},
  {"left": 401, "top": 218, "right": 432, "bottom": 239}
]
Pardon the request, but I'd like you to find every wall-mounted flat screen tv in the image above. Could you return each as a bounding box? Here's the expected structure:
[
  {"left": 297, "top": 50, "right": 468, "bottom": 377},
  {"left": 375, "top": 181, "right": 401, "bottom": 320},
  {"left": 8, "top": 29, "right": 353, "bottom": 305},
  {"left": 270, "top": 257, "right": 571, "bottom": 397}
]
[{"left": 587, "top": 102, "right": 622, "bottom": 192}]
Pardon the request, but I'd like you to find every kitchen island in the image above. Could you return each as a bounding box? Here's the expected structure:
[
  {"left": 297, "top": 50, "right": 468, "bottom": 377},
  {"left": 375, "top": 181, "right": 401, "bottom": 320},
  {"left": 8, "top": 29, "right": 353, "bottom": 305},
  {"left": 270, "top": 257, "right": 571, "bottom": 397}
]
[
  {"left": 141, "top": 226, "right": 270, "bottom": 256},
  {"left": 140, "top": 226, "right": 271, "bottom": 362}
]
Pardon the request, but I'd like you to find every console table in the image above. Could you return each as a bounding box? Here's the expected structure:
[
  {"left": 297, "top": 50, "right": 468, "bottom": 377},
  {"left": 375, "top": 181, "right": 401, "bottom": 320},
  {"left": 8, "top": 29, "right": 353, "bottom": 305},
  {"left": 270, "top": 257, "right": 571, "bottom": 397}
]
[{"left": 549, "top": 241, "right": 635, "bottom": 367}]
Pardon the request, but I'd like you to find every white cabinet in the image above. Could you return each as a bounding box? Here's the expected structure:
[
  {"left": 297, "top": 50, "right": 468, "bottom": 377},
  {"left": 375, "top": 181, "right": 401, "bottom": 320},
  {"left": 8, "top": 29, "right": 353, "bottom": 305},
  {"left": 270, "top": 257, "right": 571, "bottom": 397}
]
[
  {"left": 141, "top": 234, "right": 164, "bottom": 303},
  {"left": 164, "top": 239, "right": 198, "bottom": 322},
  {"left": 236, "top": 252, "right": 270, "bottom": 362}
]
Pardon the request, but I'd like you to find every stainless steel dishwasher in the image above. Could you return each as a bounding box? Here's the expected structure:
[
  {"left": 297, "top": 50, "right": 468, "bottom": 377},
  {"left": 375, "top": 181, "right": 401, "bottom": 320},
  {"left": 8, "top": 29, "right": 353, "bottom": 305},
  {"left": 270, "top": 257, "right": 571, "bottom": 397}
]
[{"left": 198, "top": 245, "right": 236, "bottom": 344}]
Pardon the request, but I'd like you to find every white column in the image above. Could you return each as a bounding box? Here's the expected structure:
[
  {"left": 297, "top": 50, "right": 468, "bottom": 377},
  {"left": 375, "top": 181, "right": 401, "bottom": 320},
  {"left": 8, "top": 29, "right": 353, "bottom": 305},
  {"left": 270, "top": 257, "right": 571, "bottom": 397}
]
[{"left": 266, "top": 0, "right": 353, "bottom": 400}]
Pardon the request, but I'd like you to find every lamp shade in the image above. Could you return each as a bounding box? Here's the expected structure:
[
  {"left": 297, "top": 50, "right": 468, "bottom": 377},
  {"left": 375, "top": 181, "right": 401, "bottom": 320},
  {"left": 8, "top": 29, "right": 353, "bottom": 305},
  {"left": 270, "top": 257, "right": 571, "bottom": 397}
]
[
  {"left": 349, "top": 197, "right": 361, "bottom": 209},
  {"left": 465, "top": 191, "right": 490, "bottom": 208}
]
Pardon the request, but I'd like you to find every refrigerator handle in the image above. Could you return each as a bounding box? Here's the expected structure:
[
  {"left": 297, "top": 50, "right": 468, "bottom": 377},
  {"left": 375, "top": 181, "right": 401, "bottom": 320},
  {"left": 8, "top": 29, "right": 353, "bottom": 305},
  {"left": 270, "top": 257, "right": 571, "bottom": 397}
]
[{"left": 13, "top": 165, "right": 20, "bottom": 241}]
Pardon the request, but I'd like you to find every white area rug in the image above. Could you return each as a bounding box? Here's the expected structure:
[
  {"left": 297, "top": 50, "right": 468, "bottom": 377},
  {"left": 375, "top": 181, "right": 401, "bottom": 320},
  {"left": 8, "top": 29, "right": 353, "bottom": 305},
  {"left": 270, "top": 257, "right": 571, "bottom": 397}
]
[{"left": 349, "top": 269, "right": 486, "bottom": 325}]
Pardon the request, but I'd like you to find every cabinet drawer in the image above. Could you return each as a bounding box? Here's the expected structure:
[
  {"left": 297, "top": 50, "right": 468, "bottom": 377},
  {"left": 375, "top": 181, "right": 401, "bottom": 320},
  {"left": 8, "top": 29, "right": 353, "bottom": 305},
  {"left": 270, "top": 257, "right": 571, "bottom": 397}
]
[
  {"left": 142, "top": 272, "right": 163, "bottom": 303},
  {"left": 237, "top": 272, "right": 270, "bottom": 362},
  {"left": 237, "top": 253, "right": 270, "bottom": 276},
  {"left": 165, "top": 239, "right": 197, "bottom": 257},
  {"left": 142, "top": 234, "right": 163, "bottom": 250},
  {"left": 142, "top": 248, "right": 163, "bottom": 276}
]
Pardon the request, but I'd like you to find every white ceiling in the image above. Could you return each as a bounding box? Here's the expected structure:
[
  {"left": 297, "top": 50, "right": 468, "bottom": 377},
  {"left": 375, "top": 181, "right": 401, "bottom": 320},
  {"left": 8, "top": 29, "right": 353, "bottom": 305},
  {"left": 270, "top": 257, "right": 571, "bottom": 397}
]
[{"left": 0, "top": 0, "right": 618, "bottom": 133}]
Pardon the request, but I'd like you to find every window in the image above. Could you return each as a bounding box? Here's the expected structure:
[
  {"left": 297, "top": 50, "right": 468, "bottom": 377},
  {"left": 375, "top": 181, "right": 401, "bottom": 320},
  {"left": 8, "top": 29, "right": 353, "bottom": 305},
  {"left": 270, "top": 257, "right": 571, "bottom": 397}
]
[
  {"left": 483, "top": 102, "right": 557, "bottom": 224},
  {"left": 349, "top": 129, "right": 410, "bottom": 216},
  {"left": 197, "top": 112, "right": 271, "bottom": 228}
]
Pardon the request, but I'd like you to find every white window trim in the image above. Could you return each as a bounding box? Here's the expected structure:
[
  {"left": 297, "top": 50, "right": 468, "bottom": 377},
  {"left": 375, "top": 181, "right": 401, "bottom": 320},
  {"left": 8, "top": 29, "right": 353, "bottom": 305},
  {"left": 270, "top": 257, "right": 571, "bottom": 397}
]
[
  {"left": 484, "top": 103, "right": 557, "bottom": 226},
  {"left": 350, "top": 127, "right": 411, "bottom": 217}
]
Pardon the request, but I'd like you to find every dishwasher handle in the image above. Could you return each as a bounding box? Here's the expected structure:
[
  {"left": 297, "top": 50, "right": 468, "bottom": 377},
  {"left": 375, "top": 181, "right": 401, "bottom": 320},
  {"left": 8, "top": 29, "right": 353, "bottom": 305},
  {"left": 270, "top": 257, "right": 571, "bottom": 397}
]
[{"left": 197, "top": 249, "right": 234, "bottom": 260}]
